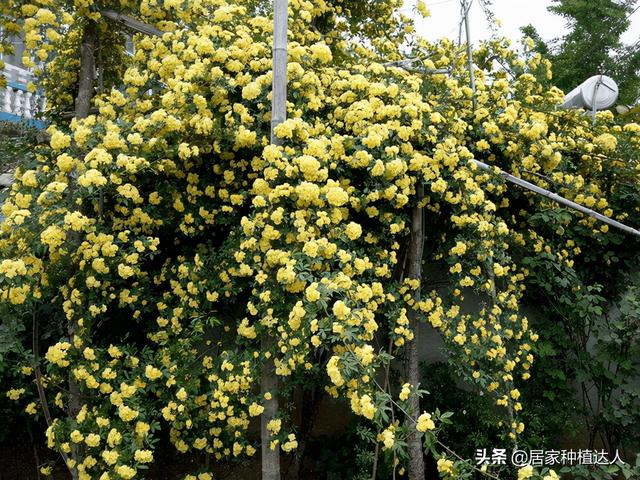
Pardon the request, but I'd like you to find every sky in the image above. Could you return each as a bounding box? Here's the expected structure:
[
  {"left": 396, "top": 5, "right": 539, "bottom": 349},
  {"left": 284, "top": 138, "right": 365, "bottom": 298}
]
[{"left": 404, "top": 0, "right": 640, "bottom": 46}]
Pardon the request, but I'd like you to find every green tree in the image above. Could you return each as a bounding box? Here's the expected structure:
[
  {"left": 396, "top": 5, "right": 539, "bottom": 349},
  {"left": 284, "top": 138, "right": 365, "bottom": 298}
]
[{"left": 522, "top": 0, "right": 640, "bottom": 104}]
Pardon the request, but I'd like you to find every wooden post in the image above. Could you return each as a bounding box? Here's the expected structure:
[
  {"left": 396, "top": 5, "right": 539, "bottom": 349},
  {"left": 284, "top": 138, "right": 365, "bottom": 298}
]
[
  {"left": 261, "top": 337, "right": 280, "bottom": 480},
  {"left": 75, "top": 21, "right": 97, "bottom": 119},
  {"left": 262, "top": 1, "right": 287, "bottom": 479},
  {"left": 406, "top": 184, "right": 426, "bottom": 480},
  {"left": 67, "top": 19, "right": 97, "bottom": 480}
]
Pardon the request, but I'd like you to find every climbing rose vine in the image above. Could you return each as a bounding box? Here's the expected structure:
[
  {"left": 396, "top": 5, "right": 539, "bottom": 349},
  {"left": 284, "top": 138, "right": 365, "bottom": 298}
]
[{"left": 1, "top": 0, "right": 638, "bottom": 478}]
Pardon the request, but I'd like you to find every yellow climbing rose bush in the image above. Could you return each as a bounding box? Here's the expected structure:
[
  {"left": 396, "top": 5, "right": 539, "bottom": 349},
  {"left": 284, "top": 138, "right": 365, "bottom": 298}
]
[{"left": 0, "top": 0, "right": 638, "bottom": 478}]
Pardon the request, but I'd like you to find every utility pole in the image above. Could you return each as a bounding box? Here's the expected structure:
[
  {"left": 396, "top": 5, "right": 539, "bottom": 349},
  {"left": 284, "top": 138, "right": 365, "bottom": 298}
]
[{"left": 262, "top": 1, "right": 287, "bottom": 479}]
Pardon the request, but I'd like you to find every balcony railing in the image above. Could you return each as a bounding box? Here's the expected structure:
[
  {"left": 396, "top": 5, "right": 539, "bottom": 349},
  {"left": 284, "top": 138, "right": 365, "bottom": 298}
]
[{"left": 1, "top": 63, "right": 45, "bottom": 128}]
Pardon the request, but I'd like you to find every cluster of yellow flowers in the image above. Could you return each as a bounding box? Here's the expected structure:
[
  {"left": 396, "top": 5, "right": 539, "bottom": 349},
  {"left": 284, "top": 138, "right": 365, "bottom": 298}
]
[{"left": 1, "top": 0, "right": 638, "bottom": 478}]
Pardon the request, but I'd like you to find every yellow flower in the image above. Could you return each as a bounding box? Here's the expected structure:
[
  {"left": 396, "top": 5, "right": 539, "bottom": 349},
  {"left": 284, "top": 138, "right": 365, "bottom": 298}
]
[
  {"left": 517, "top": 465, "right": 534, "bottom": 480},
  {"left": 594, "top": 133, "right": 617, "bottom": 152},
  {"left": 437, "top": 458, "right": 455, "bottom": 475},
  {"left": 399, "top": 383, "right": 411, "bottom": 401},
  {"left": 102, "top": 449, "right": 119, "bottom": 465},
  {"left": 134, "top": 449, "right": 153, "bottom": 463},
  {"left": 416, "top": 412, "right": 435, "bottom": 432},
  {"left": 325, "top": 185, "right": 349, "bottom": 206},
  {"left": 326, "top": 356, "right": 344, "bottom": 386},
  {"left": 242, "top": 82, "right": 261, "bottom": 100},
  {"left": 354, "top": 344, "right": 374, "bottom": 366},
  {"left": 298, "top": 155, "right": 322, "bottom": 181},
  {"left": 108, "top": 345, "right": 123, "bottom": 358},
  {"left": 40, "top": 225, "right": 66, "bottom": 251},
  {"left": 305, "top": 283, "right": 321, "bottom": 302},
  {"left": 266, "top": 418, "right": 281, "bottom": 435},
  {"left": 118, "top": 404, "right": 139, "bottom": 422},
  {"left": 45, "top": 342, "right": 71, "bottom": 367},
  {"left": 493, "top": 263, "right": 506, "bottom": 276},
  {"left": 345, "top": 222, "right": 362, "bottom": 240},
  {"left": 359, "top": 394, "right": 376, "bottom": 419},
  {"left": 21, "top": 170, "right": 37, "bottom": 187},
  {"left": 70, "top": 430, "right": 84, "bottom": 443},
  {"left": 248, "top": 402, "right": 264, "bottom": 417},
  {"left": 281, "top": 433, "right": 298, "bottom": 452},
  {"left": 238, "top": 318, "right": 257, "bottom": 339},
  {"left": 118, "top": 264, "right": 135, "bottom": 279},
  {"left": 379, "top": 427, "right": 394, "bottom": 450},
  {"left": 416, "top": 0, "right": 430, "bottom": 17},
  {"left": 310, "top": 42, "right": 332, "bottom": 63},
  {"left": 449, "top": 241, "right": 467, "bottom": 256},
  {"left": 144, "top": 365, "right": 163, "bottom": 381},
  {"left": 332, "top": 300, "right": 350, "bottom": 319},
  {"left": 115, "top": 465, "right": 136, "bottom": 479},
  {"left": 6, "top": 388, "right": 24, "bottom": 400},
  {"left": 0, "top": 259, "right": 27, "bottom": 279},
  {"left": 85, "top": 433, "right": 100, "bottom": 448},
  {"left": 78, "top": 169, "right": 108, "bottom": 188},
  {"left": 107, "top": 429, "right": 122, "bottom": 447},
  {"left": 135, "top": 422, "right": 150, "bottom": 438},
  {"left": 176, "top": 388, "right": 187, "bottom": 401},
  {"left": 50, "top": 131, "right": 71, "bottom": 150}
]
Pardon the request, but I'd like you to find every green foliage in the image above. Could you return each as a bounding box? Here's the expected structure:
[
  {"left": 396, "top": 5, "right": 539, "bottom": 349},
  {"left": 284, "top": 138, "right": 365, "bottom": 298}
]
[
  {"left": 518, "top": 263, "right": 640, "bottom": 454},
  {"left": 0, "top": 121, "right": 37, "bottom": 176},
  {"left": 523, "top": 0, "right": 640, "bottom": 104},
  {"left": 420, "top": 362, "right": 502, "bottom": 459},
  {"left": 558, "top": 454, "right": 640, "bottom": 480},
  {"left": 305, "top": 424, "right": 382, "bottom": 480}
]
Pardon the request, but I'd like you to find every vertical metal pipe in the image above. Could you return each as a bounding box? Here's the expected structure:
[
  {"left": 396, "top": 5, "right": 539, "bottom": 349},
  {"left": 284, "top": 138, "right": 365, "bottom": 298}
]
[
  {"left": 262, "top": 2, "right": 288, "bottom": 479},
  {"left": 270, "top": 0, "right": 288, "bottom": 145},
  {"left": 463, "top": 2, "right": 477, "bottom": 111}
]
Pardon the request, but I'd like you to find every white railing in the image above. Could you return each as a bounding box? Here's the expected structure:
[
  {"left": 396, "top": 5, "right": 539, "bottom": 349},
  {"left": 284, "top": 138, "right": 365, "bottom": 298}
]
[
  {"left": 1, "top": 63, "right": 46, "bottom": 122},
  {"left": 3, "top": 63, "right": 33, "bottom": 84},
  {"left": 3, "top": 83, "right": 46, "bottom": 119}
]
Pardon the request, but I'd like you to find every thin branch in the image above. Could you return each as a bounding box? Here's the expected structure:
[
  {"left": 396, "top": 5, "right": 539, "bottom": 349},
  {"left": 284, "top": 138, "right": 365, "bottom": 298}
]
[
  {"left": 32, "top": 308, "right": 72, "bottom": 472},
  {"left": 342, "top": 342, "right": 502, "bottom": 480}
]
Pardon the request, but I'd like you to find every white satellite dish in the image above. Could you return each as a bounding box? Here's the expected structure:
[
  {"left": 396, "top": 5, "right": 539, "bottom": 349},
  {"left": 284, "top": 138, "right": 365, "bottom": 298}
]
[{"left": 562, "top": 74, "right": 619, "bottom": 111}]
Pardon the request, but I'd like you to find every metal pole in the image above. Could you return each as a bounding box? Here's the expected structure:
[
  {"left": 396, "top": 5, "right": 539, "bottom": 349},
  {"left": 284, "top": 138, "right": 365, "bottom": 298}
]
[
  {"left": 262, "top": 2, "right": 287, "bottom": 479},
  {"left": 463, "top": 1, "right": 477, "bottom": 111},
  {"left": 384, "top": 59, "right": 639, "bottom": 238},
  {"left": 270, "top": 0, "right": 288, "bottom": 145},
  {"left": 592, "top": 75, "right": 602, "bottom": 125},
  {"left": 101, "top": 10, "right": 163, "bottom": 36},
  {"left": 473, "top": 160, "right": 640, "bottom": 238}
]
